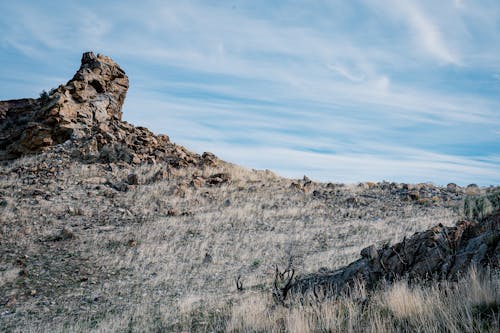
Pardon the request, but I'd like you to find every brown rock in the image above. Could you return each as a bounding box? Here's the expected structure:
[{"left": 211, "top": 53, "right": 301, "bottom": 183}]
[
  {"left": 465, "top": 184, "right": 480, "bottom": 196},
  {"left": 206, "top": 173, "right": 230, "bottom": 186},
  {"left": 201, "top": 152, "right": 218, "bottom": 167},
  {"left": 0, "top": 52, "right": 128, "bottom": 159},
  {"left": 408, "top": 191, "right": 420, "bottom": 200},
  {"left": 127, "top": 173, "right": 138, "bottom": 185},
  {"left": 5, "top": 296, "right": 17, "bottom": 307},
  {"left": 167, "top": 209, "right": 179, "bottom": 217},
  {"left": 0, "top": 51, "right": 209, "bottom": 169},
  {"left": 191, "top": 176, "right": 205, "bottom": 188}
]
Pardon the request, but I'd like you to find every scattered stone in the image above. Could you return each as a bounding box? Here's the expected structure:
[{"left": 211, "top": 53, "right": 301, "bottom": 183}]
[
  {"left": 67, "top": 206, "right": 83, "bottom": 216},
  {"left": 108, "top": 181, "right": 129, "bottom": 192},
  {"left": 127, "top": 173, "right": 138, "bottom": 185},
  {"left": 5, "top": 296, "right": 16, "bottom": 308},
  {"left": 201, "top": 152, "right": 218, "bottom": 167},
  {"left": 202, "top": 253, "right": 213, "bottom": 264},
  {"left": 167, "top": 209, "right": 179, "bottom": 217},
  {"left": 408, "top": 191, "right": 420, "bottom": 200},
  {"left": 206, "top": 173, "right": 230, "bottom": 186},
  {"left": 466, "top": 184, "right": 481, "bottom": 196},
  {"left": 57, "top": 227, "right": 75, "bottom": 241},
  {"left": 190, "top": 176, "right": 205, "bottom": 188}
]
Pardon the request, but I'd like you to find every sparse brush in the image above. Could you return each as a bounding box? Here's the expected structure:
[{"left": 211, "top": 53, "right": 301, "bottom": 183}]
[{"left": 464, "top": 187, "right": 500, "bottom": 221}]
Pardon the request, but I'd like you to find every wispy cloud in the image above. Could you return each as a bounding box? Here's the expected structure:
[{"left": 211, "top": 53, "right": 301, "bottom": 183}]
[{"left": 395, "top": 1, "right": 461, "bottom": 65}]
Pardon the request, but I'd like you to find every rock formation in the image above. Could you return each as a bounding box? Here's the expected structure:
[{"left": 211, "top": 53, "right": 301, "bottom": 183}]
[
  {"left": 0, "top": 52, "right": 217, "bottom": 168},
  {"left": 277, "top": 189, "right": 500, "bottom": 302}
]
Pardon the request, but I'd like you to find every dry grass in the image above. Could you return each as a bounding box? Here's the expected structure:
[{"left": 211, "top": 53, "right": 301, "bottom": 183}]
[
  {"left": 0, "top": 152, "right": 496, "bottom": 332},
  {"left": 223, "top": 268, "right": 499, "bottom": 333}
]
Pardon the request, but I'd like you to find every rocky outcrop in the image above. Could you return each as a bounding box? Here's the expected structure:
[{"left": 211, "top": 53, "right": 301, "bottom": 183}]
[
  {"left": 0, "top": 52, "right": 128, "bottom": 159},
  {"left": 278, "top": 191, "right": 499, "bottom": 302},
  {"left": 0, "top": 52, "right": 219, "bottom": 168}
]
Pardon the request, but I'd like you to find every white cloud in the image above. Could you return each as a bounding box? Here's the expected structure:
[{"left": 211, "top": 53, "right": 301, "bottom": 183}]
[
  {"left": 384, "top": 1, "right": 461, "bottom": 65},
  {"left": 326, "top": 63, "right": 365, "bottom": 82}
]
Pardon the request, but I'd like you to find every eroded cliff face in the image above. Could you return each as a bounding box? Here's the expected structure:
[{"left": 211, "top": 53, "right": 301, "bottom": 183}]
[{"left": 0, "top": 52, "right": 215, "bottom": 168}]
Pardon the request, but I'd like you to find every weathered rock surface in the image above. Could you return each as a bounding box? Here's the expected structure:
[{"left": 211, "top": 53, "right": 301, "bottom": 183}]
[
  {"left": 0, "top": 52, "right": 128, "bottom": 159},
  {"left": 0, "top": 52, "right": 221, "bottom": 170},
  {"left": 283, "top": 192, "right": 499, "bottom": 300}
]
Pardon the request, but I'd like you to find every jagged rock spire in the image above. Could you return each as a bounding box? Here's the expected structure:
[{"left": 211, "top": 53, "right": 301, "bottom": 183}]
[
  {"left": 0, "top": 52, "right": 129, "bottom": 160},
  {"left": 0, "top": 52, "right": 214, "bottom": 168}
]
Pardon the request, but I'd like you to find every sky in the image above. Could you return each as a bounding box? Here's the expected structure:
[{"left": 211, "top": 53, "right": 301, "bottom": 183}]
[{"left": 0, "top": 0, "right": 499, "bottom": 185}]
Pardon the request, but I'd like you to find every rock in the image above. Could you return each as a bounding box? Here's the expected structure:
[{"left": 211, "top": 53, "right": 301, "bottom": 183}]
[
  {"left": 55, "top": 227, "right": 75, "bottom": 241},
  {"left": 167, "top": 209, "right": 179, "bottom": 217},
  {"left": 127, "top": 173, "right": 138, "bottom": 185},
  {"left": 206, "top": 173, "right": 230, "bottom": 186},
  {"left": 283, "top": 210, "right": 499, "bottom": 301},
  {"left": 0, "top": 52, "right": 209, "bottom": 169},
  {"left": 466, "top": 184, "right": 481, "bottom": 196},
  {"left": 5, "top": 296, "right": 16, "bottom": 308},
  {"left": 360, "top": 245, "right": 378, "bottom": 261},
  {"left": 203, "top": 253, "right": 213, "bottom": 264},
  {"left": 201, "top": 152, "right": 218, "bottom": 167},
  {"left": 190, "top": 176, "right": 205, "bottom": 188},
  {"left": 0, "top": 52, "right": 128, "bottom": 159},
  {"left": 408, "top": 191, "right": 420, "bottom": 200},
  {"left": 107, "top": 180, "right": 129, "bottom": 192}
]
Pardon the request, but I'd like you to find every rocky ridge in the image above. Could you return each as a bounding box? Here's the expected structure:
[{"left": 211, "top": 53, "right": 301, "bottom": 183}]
[
  {"left": 276, "top": 190, "right": 500, "bottom": 302},
  {"left": 0, "top": 52, "right": 217, "bottom": 169}
]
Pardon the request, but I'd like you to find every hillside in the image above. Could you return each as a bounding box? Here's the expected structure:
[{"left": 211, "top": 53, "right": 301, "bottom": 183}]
[{"left": 0, "top": 53, "right": 498, "bottom": 332}]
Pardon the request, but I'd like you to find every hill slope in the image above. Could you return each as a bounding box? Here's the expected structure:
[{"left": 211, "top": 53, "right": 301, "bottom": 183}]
[{"left": 0, "top": 53, "right": 497, "bottom": 332}]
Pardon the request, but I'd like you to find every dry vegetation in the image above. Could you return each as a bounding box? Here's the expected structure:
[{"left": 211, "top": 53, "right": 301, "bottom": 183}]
[{"left": 0, "top": 149, "right": 498, "bottom": 332}]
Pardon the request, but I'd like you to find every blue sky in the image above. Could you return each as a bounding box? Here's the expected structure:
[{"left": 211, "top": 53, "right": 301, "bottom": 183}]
[{"left": 1, "top": 0, "right": 499, "bottom": 185}]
